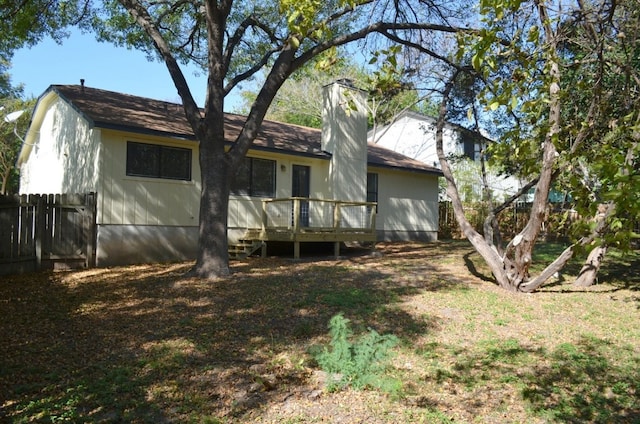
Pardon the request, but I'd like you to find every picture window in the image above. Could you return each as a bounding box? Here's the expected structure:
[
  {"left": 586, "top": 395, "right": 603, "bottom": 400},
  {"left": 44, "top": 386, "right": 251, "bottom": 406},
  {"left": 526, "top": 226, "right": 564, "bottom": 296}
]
[
  {"left": 126, "top": 141, "right": 192, "bottom": 181},
  {"left": 231, "top": 157, "right": 276, "bottom": 197}
]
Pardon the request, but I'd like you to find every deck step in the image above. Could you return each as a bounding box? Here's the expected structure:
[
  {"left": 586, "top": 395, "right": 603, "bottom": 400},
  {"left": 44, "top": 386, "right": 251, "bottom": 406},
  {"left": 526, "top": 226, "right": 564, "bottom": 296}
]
[{"left": 228, "top": 240, "right": 264, "bottom": 260}]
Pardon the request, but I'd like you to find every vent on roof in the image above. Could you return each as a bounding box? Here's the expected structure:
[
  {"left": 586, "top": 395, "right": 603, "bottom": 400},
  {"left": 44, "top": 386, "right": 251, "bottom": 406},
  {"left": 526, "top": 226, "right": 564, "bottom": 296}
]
[{"left": 80, "top": 79, "right": 85, "bottom": 93}]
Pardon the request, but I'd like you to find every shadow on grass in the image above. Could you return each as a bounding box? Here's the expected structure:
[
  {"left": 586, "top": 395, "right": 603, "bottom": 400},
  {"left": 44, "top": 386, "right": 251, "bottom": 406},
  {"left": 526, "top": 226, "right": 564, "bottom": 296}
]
[
  {"left": 0, "top": 243, "right": 467, "bottom": 423},
  {"left": 522, "top": 336, "right": 640, "bottom": 423},
  {"left": 463, "top": 251, "right": 496, "bottom": 284},
  {"left": 419, "top": 335, "right": 639, "bottom": 423},
  {"left": 597, "top": 253, "right": 640, "bottom": 291}
]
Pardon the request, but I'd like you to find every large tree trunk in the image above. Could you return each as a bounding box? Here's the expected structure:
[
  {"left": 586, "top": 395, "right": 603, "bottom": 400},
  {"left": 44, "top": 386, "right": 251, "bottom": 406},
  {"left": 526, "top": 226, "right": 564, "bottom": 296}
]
[
  {"left": 504, "top": 0, "right": 562, "bottom": 293},
  {"left": 191, "top": 133, "right": 232, "bottom": 278},
  {"left": 435, "top": 72, "right": 516, "bottom": 290}
]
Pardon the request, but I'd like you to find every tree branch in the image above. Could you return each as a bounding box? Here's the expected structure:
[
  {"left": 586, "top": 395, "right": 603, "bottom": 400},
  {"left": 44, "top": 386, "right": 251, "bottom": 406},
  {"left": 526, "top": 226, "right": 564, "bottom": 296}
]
[
  {"left": 224, "top": 14, "right": 280, "bottom": 76},
  {"left": 119, "top": 0, "right": 203, "bottom": 135}
]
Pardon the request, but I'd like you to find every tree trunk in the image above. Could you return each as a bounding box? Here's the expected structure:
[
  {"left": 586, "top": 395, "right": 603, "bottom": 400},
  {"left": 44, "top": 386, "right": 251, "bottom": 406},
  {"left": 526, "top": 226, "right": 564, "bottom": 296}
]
[
  {"left": 435, "top": 72, "right": 516, "bottom": 290},
  {"left": 436, "top": 2, "right": 562, "bottom": 293},
  {"left": 191, "top": 136, "right": 232, "bottom": 278},
  {"left": 574, "top": 244, "right": 607, "bottom": 287},
  {"left": 502, "top": 0, "right": 562, "bottom": 293}
]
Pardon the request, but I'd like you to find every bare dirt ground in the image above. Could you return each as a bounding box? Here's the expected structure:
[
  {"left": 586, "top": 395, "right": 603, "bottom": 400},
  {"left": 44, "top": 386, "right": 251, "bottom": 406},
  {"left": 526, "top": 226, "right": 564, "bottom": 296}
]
[{"left": 1, "top": 241, "right": 638, "bottom": 423}]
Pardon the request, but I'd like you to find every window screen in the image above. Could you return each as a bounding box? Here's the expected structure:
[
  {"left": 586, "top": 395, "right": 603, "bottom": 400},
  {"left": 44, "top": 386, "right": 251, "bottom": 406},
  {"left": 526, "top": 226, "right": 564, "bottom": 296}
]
[
  {"left": 367, "top": 172, "right": 378, "bottom": 213},
  {"left": 367, "top": 173, "right": 378, "bottom": 203},
  {"left": 231, "top": 157, "right": 276, "bottom": 197},
  {"left": 126, "top": 141, "right": 192, "bottom": 181}
]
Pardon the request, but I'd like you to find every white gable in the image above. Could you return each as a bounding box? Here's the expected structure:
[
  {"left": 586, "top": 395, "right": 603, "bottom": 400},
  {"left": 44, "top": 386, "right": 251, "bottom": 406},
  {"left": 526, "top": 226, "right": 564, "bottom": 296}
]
[
  {"left": 368, "top": 111, "right": 464, "bottom": 168},
  {"left": 18, "top": 93, "right": 101, "bottom": 194}
]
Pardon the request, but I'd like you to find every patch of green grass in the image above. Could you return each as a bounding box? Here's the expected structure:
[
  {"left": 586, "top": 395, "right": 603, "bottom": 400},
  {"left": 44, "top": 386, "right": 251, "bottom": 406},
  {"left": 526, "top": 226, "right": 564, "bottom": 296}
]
[
  {"left": 13, "top": 384, "right": 85, "bottom": 424},
  {"left": 306, "top": 286, "right": 396, "bottom": 315},
  {"left": 405, "top": 408, "right": 455, "bottom": 423},
  {"left": 481, "top": 338, "right": 529, "bottom": 364},
  {"left": 532, "top": 242, "right": 574, "bottom": 263},
  {"left": 521, "top": 337, "right": 640, "bottom": 423},
  {"left": 447, "top": 340, "right": 531, "bottom": 389}
]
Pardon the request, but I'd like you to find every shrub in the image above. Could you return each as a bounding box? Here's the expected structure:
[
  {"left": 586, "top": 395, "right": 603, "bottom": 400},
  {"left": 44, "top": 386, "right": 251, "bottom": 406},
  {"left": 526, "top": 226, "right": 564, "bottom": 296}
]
[{"left": 313, "top": 313, "right": 400, "bottom": 392}]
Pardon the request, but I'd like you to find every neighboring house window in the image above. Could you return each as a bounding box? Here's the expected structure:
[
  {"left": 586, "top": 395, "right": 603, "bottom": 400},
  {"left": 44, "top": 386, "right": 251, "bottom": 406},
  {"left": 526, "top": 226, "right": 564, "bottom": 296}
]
[
  {"left": 461, "top": 135, "right": 476, "bottom": 161},
  {"left": 231, "top": 157, "right": 276, "bottom": 197},
  {"left": 126, "top": 141, "right": 192, "bottom": 181},
  {"left": 367, "top": 173, "right": 378, "bottom": 212}
]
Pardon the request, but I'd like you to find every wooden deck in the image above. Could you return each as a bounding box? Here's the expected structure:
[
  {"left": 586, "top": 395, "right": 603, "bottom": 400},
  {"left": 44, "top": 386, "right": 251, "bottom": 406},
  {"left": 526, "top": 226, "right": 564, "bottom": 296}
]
[{"left": 240, "top": 197, "right": 376, "bottom": 259}]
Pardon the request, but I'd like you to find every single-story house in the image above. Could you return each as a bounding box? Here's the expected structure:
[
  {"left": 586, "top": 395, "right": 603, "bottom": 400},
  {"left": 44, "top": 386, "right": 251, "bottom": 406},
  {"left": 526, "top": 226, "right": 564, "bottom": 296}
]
[{"left": 17, "top": 81, "right": 443, "bottom": 266}]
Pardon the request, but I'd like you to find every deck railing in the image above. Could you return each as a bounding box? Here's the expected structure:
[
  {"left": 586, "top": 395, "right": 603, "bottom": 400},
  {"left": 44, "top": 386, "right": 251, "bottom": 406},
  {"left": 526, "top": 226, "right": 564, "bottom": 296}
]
[{"left": 260, "top": 197, "right": 377, "bottom": 237}]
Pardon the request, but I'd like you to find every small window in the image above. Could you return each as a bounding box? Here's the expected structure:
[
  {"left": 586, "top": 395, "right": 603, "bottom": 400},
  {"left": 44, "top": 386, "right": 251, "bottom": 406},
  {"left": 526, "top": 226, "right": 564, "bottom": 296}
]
[
  {"left": 367, "top": 173, "right": 378, "bottom": 204},
  {"left": 231, "top": 157, "right": 276, "bottom": 197},
  {"left": 367, "top": 172, "right": 378, "bottom": 213},
  {"left": 126, "top": 141, "right": 192, "bottom": 181}
]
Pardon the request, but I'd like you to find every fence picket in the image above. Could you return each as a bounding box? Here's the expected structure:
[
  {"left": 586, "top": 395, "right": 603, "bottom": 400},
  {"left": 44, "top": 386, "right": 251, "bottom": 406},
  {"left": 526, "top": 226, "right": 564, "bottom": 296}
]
[{"left": 0, "top": 192, "right": 96, "bottom": 275}]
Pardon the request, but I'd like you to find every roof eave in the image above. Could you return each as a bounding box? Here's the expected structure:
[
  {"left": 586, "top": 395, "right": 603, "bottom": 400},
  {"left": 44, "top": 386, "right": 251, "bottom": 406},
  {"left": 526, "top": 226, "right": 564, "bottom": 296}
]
[
  {"left": 368, "top": 162, "right": 443, "bottom": 176},
  {"left": 94, "top": 121, "right": 197, "bottom": 142}
]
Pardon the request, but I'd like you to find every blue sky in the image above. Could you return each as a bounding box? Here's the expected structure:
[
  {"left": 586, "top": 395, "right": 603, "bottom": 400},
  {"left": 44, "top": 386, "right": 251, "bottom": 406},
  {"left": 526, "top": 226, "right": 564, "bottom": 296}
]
[{"left": 11, "top": 30, "right": 243, "bottom": 111}]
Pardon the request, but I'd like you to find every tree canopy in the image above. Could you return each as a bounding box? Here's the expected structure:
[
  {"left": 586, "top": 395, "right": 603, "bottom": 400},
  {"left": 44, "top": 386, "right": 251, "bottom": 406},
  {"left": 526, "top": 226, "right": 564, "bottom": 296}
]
[
  {"left": 239, "top": 51, "right": 436, "bottom": 129},
  {"left": 0, "top": 94, "right": 32, "bottom": 195}
]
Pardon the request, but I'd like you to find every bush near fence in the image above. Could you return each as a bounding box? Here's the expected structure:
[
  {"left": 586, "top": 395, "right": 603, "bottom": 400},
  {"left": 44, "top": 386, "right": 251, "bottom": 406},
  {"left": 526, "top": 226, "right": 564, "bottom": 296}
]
[{"left": 439, "top": 201, "right": 576, "bottom": 241}]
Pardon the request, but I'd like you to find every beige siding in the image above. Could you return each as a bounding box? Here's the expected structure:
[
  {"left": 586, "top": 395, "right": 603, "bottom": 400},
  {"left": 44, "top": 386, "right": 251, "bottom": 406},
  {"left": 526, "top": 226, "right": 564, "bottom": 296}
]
[
  {"left": 228, "top": 197, "right": 262, "bottom": 229},
  {"left": 100, "top": 135, "right": 333, "bottom": 231},
  {"left": 98, "top": 130, "right": 200, "bottom": 226},
  {"left": 373, "top": 168, "right": 439, "bottom": 234},
  {"left": 228, "top": 153, "right": 330, "bottom": 232}
]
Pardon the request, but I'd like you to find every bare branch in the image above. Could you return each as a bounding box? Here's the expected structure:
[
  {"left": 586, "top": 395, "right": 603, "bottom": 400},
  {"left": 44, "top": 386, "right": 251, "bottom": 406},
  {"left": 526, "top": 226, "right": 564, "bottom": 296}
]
[{"left": 119, "top": 0, "right": 203, "bottom": 135}]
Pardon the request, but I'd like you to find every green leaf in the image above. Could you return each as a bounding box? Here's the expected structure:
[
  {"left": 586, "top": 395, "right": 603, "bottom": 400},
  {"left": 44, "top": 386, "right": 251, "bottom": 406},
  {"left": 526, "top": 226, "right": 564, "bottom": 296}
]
[
  {"left": 472, "top": 53, "right": 482, "bottom": 70},
  {"left": 510, "top": 96, "right": 518, "bottom": 110}
]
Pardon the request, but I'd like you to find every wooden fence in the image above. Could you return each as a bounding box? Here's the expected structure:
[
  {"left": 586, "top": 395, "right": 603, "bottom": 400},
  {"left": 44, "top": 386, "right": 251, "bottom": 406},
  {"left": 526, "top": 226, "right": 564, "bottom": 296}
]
[
  {"left": 0, "top": 193, "right": 96, "bottom": 276},
  {"left": 439, "top": 201, "right": 536, "bottom": 239},
  {"left": 439, "top": 201, "right": 581, "bottom": 241}
]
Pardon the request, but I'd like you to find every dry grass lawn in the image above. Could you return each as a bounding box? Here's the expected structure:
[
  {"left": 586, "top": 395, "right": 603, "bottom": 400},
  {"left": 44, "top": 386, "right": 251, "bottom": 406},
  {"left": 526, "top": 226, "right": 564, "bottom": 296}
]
[{"left": 1, "top": 241, "right": 638, "bottom": 423}]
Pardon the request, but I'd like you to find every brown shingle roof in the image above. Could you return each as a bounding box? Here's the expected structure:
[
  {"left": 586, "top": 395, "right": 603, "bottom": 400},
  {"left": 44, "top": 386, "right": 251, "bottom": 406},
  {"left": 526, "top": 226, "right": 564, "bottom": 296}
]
[{"left": 49, "top": 84, "right": 442, "bottom": 175}]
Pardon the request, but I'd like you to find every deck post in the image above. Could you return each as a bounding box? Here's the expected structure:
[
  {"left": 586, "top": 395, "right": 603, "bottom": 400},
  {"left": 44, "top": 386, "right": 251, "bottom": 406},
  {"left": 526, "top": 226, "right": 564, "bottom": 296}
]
[
  {"left": 261, "top": 200, "right": 268, "bottom": 235},
  {"left": 334, "top": 241, "right": 340, "bottom": 258},
  {"left": 293, "top": 199, "right": 301, "bottom": 259},
  {"left": 370, "top": 206, "right": 377, "bottom": 234},
  {"left": 292, "top": 198, "right": 300, "bottom": 232}
]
